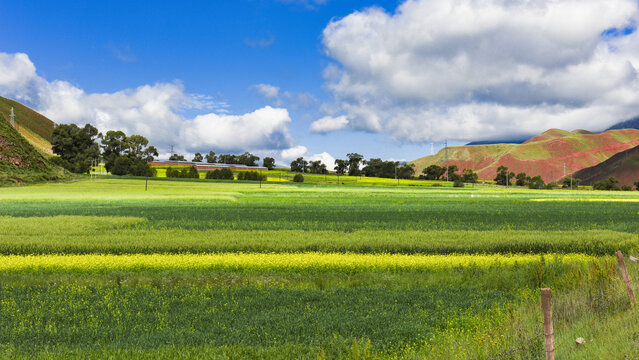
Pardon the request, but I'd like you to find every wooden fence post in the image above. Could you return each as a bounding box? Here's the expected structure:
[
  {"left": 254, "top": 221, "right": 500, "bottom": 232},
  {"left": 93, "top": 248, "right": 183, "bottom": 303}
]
[
  {"left": 616, "top": 251, "right": 636, "bottom": 305},
  {"left": 541, "top": 288, "right": 555, "bottom": 360}
]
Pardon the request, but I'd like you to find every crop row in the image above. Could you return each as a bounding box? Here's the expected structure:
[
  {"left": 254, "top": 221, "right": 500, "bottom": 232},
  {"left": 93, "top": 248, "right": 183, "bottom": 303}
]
[
  {"left": 0, "top": 253, "right": 600, "bottom": 273},
  {"left": 0, "top": 216, "right": 635, "bottom": 255}
]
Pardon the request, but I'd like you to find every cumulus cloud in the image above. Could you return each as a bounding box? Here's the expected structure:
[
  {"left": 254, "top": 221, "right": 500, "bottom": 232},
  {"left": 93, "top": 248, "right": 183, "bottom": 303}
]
[
  {"left": 310, "top": 115, "right": 348, "bottom": 133},
  {"left": 183, "top": 106, "right": 293, "bottom": 152},
  {"left": 252, "top": 84, "right": 280, "bottom": 99},
  {"left": 281, "top": 145, "right": 308, "bottom": 160},
  {"left": 0, "top": 52, "right": 294, "bottom": 154},
  {"left": 280, "top": 145, "right": 336, "bottom": 169},
  {"left": 322, "top": 0, "right": 639, "bottom": 142}
]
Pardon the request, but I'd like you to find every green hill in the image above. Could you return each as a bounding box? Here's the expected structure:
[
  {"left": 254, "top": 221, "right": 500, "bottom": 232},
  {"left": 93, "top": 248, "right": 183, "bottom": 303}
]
[
  {"left": 0, "top": 115, "right": 67, "bottom": 185},
  {"left": 0, "top": 96, "right": 55, "bottom": 154}
]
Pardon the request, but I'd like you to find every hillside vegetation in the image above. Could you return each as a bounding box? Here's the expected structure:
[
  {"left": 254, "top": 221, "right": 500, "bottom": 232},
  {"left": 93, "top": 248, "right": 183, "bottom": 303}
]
[
  {"left": 0, "top": 117, "right": 67, "bottom": 184},
  {"left": 412, "top": 128, "right": 639, "bottom": 182},
  {"left": 0, "top": 96, "right": 55, "bottom": 154},
  {"left": 574, "top": 144, "right": 639, "bottom": 186}
]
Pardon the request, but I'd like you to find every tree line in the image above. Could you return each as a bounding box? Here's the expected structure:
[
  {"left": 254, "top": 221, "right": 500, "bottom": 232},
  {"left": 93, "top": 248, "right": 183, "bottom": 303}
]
[
  {"left": 169, "top": 151, "right": 276, "bottom": 170},
  {"left": 290, "top": 153, "right": 416, "bottom": 179}
]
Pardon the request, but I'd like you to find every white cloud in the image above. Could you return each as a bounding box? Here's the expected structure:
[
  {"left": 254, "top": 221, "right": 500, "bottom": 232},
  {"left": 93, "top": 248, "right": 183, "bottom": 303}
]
[
  {"left": 252, "top": 83, "right": 280, "bottom": 99},
  {"left": 251, "top": 83, "right": 317, "bottom": 109},
  {"left": 0, "top": 52, "right": 294, "bottom": 154},
  {"left": 308, "top": 151, "right": 336, "bottom": 170},
  {"left": 183, "top": 106, "right": 293, "bottom": 152},
  {"left": 281, "top": 145, "right": 308, "bottom": 160},
  {"left": 280, "top": 145, "right": 335, "bottom": 170},
  {"left": 310, "top": 115, "right": 349, "bottom": 133},
  {"left": 322, "top": 0, "right": 639, "bottom": 142}
]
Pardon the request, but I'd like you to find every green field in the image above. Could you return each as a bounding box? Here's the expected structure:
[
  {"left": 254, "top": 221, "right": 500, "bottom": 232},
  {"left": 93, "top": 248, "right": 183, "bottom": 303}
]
[{"left": 1, "top": 178, "right": 639, "bottom": 359}]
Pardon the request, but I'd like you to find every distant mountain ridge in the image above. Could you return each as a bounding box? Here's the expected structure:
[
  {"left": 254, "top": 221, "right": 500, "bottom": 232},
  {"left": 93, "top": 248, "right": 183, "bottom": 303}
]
[
  {"left": 411, "top": 128, "right": 639, "bottom": 183},
  {"left": 573, "top": 145, "right": 639, "bottom": 187},
  {"left": 0, "top": 96, "right": 55, "bottom": 154},
  {"left": 606, "top": 116, "right": 639, "bottom": 131}
]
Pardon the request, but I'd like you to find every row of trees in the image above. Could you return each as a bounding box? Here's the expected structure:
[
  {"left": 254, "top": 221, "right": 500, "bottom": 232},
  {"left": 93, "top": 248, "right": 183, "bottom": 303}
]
[
  {"left": 52, "top": 124, "right": 157, "bottom": 176},
  {"left": 421, "top": 164, "right": 478, "bottom": 183},
  {"left": 169, "top": 150, "right": 276, "bottom": 170},
  {"left": 290, "top": 153, "right": 416, "bottom": 179}
]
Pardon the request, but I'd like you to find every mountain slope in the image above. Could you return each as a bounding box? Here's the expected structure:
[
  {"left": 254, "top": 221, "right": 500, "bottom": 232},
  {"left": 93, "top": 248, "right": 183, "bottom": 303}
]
[
  {"left": 0, "top": 96, "right": 55, "bottom": 154},
  {"left": 411, "top": 128, "right": 639, "bottom": 183},
  {"left": 0, "top": 116, "right": 66, "bottom": 185},
  {"left": 573, "top": 145, "right": 639, "bottom": 186},
  {"left": 606, "top": 116, "right": 639, "bottom": 132}
]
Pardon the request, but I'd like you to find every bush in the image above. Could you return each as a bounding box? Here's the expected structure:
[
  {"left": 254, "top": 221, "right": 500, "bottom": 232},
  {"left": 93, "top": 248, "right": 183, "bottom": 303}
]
[
  {"left": 453, "top": 179, "right": 464, "bottom": 187},
  {"left": 528, "top": 176, "right": 545, "bottom": 189},
  {"left": 237, "top": 171, "right": 266, "bottom": 181},
  {"left": 128, "top": 159, "right": 155, "bottom": 177},
  {"left": 184, "top": 166, "right": 199, "bottom": 179},
  {"left": 621, "top": 185, "right": 632, "bottom": 191},
  {"left": 293, "top": 174, "right": 304, "bottom": 183},
  {"left": 545, "top": 182, "right": 558, "bottom": 190},
  {"left": 593, "top": 177, "right": 620, "bottom": 190},
  {"left": 205, "top": 168, "right": 234, "bottom": 180}
]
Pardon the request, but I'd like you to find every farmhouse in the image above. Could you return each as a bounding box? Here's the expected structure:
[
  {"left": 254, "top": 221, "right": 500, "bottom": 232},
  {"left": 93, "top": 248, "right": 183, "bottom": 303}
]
[{"left": 149, "top": 160, "right": 268, "bottom": 172}]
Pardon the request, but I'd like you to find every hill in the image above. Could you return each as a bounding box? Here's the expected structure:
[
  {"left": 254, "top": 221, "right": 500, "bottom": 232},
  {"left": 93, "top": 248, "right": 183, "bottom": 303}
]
[
  {"left": 573, "top": 145, "right": 639, "bottom": 186},
  {"left": 0, "top": 115, "right": 67, "bottom": 185},
  {"left": 0, "top": 96, "right": 55, "bottom": 154},
  {"left": 606, "top": 116, "right": 639, "bottom": 132},
  {"left": 411, "top": 128, "right": 639, "bottom": 183}
]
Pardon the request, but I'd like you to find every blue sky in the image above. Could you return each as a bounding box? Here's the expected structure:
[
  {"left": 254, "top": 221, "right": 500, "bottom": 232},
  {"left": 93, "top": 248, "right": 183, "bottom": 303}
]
[{"left": 1, "top": 0, "right": 639, "bottom": 167}]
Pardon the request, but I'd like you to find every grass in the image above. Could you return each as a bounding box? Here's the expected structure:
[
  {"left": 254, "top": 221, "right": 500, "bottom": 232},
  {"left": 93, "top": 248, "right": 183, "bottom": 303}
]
[{"left": 1, "top": 177, "right": 639, "bottom": 358}]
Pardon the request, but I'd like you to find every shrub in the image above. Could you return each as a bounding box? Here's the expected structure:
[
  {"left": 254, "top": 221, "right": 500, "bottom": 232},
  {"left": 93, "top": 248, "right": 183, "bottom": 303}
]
[
  {"left": 184, "top": 166, "right": 199, "bottom": 179},
  {"left": 237, "top": 171, "right": 266, "bottom": 181},
  {"left": 545, "top": 182, "right": 558, "bottom": 190},
  {"left": 453, "top": 179, "right": 464, "bottom": 187},
  {"left": 528, "top": 176, "right": 545, "bottom": 189},
  {"left": 293, "top": 174, "right": 304, "bottom": 183},
  {"left": 593, "top": 177, "right": 620, "bottom": 191},
  {"left": 621, "top": 185, "right": 632, "bottom": 191},
  {"left": 205, "top": 168, "right": 234, "bottom": 180}
]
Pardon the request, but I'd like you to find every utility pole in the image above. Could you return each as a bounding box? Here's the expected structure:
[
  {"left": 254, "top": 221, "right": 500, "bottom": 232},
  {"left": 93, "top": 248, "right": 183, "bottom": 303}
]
[
  {"left": 563, "top": 163, "right": 566, "bottom": 179},
  {"left": 444, "top": 140, "right": 448, "bottom": 182},
  {"left": 395, "top": 163, "right": 398, "bottom": 186},
  {"left": 169, "top": 145, "right": 174, "bottom": 159},
  {"left": 9, "top": 107, "right": 15, "bottom": 127}
]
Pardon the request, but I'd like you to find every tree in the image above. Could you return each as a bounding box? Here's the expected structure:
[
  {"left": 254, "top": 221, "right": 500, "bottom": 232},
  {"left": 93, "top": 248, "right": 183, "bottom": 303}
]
[
  {"left": 238, "top": 152, "right": 260, "bottom": 166},
  {"left": 309, "top": 160, "right": 328, "bottom": 174},
  {"left": 397, "top": 163, "right": 415, "bottom": 179},
  {"left": 263, "top": 157, "right": 275, "bottom": 170},
  {"left": 528, "top": 175, "right": 545, "bottom": 189},
  {"left": 52, "top": 123, "right": 100, "bottom": 173},
  {"left": 593, "top": 177, "right": 620, "bottom": 190},
  {"left": 205, "top": 168, "right": 234, "bottom": 180},
  {"left": 422, "top": 165, "right": 445, "bottom": 180},
  {"left": 362, "top": 158, "right": 396, "bottom": 178},
  {"left": 169, "top": 154, "right": 186, "bottom": 161},
  {"left": 124, "top": 134, "right": 157, "bottom": 162},
  {"left": 192, "top": 152, "right": 203, "bottom": 162},
  {"left": 293, "top": 174, "right": 304, "bottom": 182},
  {"left": 290, "top": 157, "right": 308, "bottom": 173},
  {"left": 461, "top": 169, "right": 478, "bottom": 183},
  {"left": 494, "top": 166, "right": 514, "bottom": 186},
  {"left": 334, "top": 159, "right": 348, "bottom": 175},
  {"left": 101, "top": 130, "right": 127, "bottom": 172},
  {"left": 111, "top": 156, "right": 133, "bottom": 176},
  {"left": 446, "top": 165, "right": 459, "bottom": 181},
  {"left": 635, "top": 181, "right": 639, "bottom": 191},
  {"left": 515, "top": 172, "right": 529, "bottom": 186},
  {"left": 561, "top": 177, "right": 581, "bottom": 188},
  {"left": 217, "top": 154, "right": 238, "bottom": 164},
  {"left": 205, "top": 151, "right": 217, "bottom": 163},
  {"left": 347, "top": 153, "right": 364, "bottom": 176}
]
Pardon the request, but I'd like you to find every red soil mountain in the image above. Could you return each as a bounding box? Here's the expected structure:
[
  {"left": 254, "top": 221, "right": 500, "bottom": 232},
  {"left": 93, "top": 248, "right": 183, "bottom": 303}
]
[
  {"left": 411, "top": 128, "right": 639, "bottom": 183},
  {"left": 573, "top": 145, "right": 639, "bottom": 186}
]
